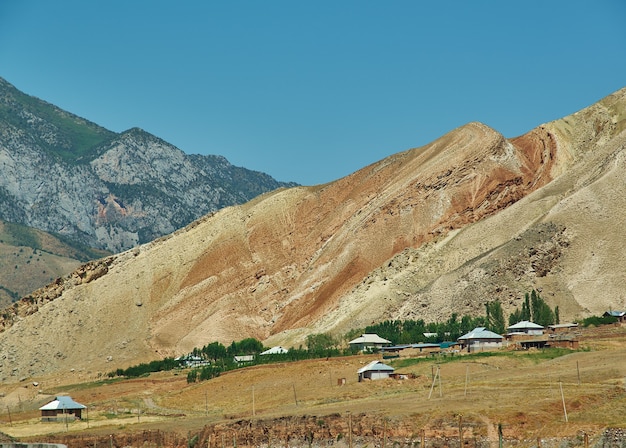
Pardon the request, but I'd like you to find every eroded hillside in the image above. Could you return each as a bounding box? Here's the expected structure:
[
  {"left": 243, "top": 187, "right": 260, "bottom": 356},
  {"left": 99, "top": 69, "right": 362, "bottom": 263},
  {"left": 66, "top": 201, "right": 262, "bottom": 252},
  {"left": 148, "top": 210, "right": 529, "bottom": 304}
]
[{"left": 0, "top": 87, "right": 625, "bottom": 382}]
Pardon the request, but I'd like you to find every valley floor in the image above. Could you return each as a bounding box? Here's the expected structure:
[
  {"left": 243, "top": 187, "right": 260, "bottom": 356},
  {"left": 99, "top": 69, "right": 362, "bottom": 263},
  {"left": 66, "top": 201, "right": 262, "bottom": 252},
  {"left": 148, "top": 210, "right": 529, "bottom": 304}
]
[{"left": 1, "top": 325, "right": 625, "bottom": 447}]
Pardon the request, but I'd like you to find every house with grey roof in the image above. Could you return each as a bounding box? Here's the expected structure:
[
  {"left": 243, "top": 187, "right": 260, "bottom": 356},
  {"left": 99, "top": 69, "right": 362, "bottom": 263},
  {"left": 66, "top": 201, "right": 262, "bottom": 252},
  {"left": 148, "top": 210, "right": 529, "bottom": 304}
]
[
  {"left": 357, "top": 360, "right": 395, "bottom": 382},
  {"left": 348, "top": 333, "right": 391, "bottom": 352},
  {"left": 39, "top": 396, "right": 86, "bottom": 421},
  {"left": 507, "top": 320, "right": 544, "bottom": 336},
  {"left": 457, "top": 327, "right": 503, "bottom": 353}
]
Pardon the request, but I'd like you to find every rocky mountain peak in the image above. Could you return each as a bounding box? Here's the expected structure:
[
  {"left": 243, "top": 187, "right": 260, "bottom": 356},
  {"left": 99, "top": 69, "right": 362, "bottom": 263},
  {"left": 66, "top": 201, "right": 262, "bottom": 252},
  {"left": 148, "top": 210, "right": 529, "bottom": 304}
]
[{"left": 0, "top": 77, "right": 295, "bottom": 254}]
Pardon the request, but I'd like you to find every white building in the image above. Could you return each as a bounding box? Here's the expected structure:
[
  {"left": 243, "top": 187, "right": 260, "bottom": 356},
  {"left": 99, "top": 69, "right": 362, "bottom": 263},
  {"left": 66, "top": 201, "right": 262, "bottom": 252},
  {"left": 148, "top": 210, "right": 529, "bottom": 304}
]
[
  {"left": 457, "top": 327, "right": 503, "bottom": 353},
  {"left": 348, "top": 333, "right": 391, "bottom": 352},
  {"left": 357, "top": 360, "right": 395, "bottom": 382},
  {"left": 260, "top": 346, "right": 289, "bottom": 355},
  {"left": 507, "top": 320, "right": 544, "bottom": 336}
]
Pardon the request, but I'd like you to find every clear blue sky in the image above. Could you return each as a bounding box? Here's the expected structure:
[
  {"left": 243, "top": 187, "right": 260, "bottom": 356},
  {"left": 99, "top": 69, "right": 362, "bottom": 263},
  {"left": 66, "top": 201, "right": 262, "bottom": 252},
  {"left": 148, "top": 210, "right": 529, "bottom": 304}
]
[{"left": 1, "top": 1, "right": 625, "bottom": 186}]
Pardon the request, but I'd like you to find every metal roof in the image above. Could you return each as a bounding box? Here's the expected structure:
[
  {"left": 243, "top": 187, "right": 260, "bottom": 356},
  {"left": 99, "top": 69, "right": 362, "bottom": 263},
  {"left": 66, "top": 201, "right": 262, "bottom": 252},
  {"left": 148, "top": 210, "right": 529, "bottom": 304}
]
[
  {"left": 457, "top": 327, "right": 503, "bottom": 341},
  {"left": 348, "top": 333, "right": 391, "bottom": 345},
  {"left": 357, "top": 360, "right": 395, "bottom": 374},
  {"left": 39, "top": 396, "right": 86, "bottom": 411},
  {"left": 260, "top": 346, "right": 289, "bottom": 355},
  {"left": 507, "top": 320, "right": 544, "bottom": 330}
]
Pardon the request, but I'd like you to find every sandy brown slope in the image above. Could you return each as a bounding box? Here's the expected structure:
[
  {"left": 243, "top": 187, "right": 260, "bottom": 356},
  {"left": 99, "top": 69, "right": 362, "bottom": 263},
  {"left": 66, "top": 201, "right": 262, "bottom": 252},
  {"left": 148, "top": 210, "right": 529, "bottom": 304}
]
[{"left": 0, "top": 87, "right": 624, "bottom": 382}]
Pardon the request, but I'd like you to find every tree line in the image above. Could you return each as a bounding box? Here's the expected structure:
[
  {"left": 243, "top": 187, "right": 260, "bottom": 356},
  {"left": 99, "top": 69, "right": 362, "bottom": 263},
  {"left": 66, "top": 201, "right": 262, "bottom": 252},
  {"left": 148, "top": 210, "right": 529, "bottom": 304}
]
[{"left": 110, "top": 289, "right": 568, "bottom": 382}]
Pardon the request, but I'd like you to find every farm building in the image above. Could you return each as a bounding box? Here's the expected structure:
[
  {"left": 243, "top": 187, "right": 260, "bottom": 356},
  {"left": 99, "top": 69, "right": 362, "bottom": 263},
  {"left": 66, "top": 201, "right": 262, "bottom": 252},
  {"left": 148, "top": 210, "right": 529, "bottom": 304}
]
[
  {"left": 381, "top": 343, "right": 441, "bottom": 359},
  {"left": 260, "top": 346, "right": 288, "bottom": 355},
  {"left": 603, "top": 310, "right": 626, "bottom": 323},
  {"left": 548, "top": 323, "right": 579, "bottom": 333},
  {"left": 39, "top": 396, "right": 86, "bottom": 421},
  {"left": 234, "top": 355, "right": 255, "bottom": 364},
  {"left": 457, "top": 327, "right": 503, "bottom": 353},
  {"left": 507, "top": 320, "right": 544, "bottom": 336},
  {"left": 357, "top": 360, "right": 395, "bottom": 382},
  {"left": 517, "top": 336, "right": 579, "bottom": 350},
  {"left": 348, "top": 333, "right": 391, "bottom": 352}
]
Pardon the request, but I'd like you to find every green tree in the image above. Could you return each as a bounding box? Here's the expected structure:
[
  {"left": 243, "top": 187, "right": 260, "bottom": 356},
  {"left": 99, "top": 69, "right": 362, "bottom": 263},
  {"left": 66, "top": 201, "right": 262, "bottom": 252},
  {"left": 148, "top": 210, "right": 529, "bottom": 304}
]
[
  {"left": 529, "top": 289, "right": 555, "bottom": 326},
  {"left": 521, "top": 293, "right": 531, "bottom": 321},
  {"left": 306, "top": 333, "right": 336, "bottom": 353},
  {"left": 485, "top": 300, "right": 506, "bottom": 334},
  {"left": 364, "top": 320, "right": 402, "bottom": 344},
  {"left": 554, "top": 305, "right": 560, "bottom": 325},
  {"left": 508, "top": 308, "right": 523, "bottom": 326},
  {"left": 237, "top": 338, "right": 264, "bottom": 354},
  {"left": 201, "top": 341, "right": 227, "bottom": 362}
]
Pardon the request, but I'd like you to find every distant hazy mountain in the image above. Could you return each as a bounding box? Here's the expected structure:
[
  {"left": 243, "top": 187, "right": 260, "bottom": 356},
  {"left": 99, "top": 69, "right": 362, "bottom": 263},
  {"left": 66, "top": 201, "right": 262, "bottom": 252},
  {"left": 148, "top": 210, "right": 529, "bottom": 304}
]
[{"left": 0, "top": 76, "right": 296, "bottom": 254}]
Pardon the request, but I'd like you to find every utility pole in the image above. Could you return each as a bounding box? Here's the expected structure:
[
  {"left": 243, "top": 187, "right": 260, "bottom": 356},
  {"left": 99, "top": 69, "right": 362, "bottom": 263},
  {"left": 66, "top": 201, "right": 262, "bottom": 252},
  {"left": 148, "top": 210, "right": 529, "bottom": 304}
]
[{"left": 559, "top": 381, "right": 568, "bottom": 422}]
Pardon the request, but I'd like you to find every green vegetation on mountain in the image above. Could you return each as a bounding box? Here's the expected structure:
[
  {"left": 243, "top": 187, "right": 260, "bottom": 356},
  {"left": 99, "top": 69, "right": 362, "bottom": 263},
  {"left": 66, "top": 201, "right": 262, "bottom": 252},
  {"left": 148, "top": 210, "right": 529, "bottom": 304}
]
[
  {"left": 0, "top": 219, "right": 110, "bottom": 307},
  {"left": 0, "top": 77, "right": 115, "bottom": 163}
]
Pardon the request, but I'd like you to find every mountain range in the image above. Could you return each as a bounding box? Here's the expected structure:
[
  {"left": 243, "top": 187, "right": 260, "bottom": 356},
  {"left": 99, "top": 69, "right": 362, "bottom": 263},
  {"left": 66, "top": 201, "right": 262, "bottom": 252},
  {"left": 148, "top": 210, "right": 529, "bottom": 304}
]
[
  {"left": 0, "top": 84, "right": 625, "bottom": 383},
  {"left": 0, "top": 77, "right": 295, "bottom": 303}
]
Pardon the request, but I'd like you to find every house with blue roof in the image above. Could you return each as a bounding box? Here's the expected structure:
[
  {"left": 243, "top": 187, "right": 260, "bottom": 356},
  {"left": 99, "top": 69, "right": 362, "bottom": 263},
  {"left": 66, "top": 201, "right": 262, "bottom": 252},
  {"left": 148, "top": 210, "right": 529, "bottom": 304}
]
[{"left": 39, "top": 395, "right": 86, "bottom": 421}]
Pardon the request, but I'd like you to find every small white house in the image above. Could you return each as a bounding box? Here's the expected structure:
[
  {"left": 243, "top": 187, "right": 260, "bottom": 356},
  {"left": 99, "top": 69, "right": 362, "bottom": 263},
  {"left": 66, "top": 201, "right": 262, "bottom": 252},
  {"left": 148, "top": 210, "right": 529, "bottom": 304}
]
[
  {"left": 234, "top": 355, "right": 255, "bottom": 364},
  {"left": 457, "top": 327, "right": 503, "bottom": 353},
  {"left": 348, "top": 334, "right": 391, "bottom": 352},
  {"left": 507, "top": 321, "right": 544, "bottom": 336},
  {"left": 357, "top": 360, "right": 395, "bottom": 382},
  {"left": 260, "top": 346, "right": 289, "bottom": 355}
]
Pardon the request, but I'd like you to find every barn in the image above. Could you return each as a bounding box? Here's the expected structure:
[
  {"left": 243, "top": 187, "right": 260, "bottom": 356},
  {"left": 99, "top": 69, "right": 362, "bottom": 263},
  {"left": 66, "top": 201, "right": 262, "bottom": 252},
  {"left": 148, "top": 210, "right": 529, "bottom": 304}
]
[
  {"left": 39, "top": 396, "right": 86, "bottom": 421},
  {"left": 357, "top": 360, "right": 395, "bottom": 382}
]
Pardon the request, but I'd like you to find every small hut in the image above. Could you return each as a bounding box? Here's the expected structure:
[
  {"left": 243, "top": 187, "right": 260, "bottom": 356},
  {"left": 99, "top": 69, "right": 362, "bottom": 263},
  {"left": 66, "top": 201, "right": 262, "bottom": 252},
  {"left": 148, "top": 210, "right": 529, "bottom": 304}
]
[
  {"left": 39, "top": 396, "right": 86, "bottom": 421},
  {"left": 357, "top": 360, "right": 395, "bottom": 382}
]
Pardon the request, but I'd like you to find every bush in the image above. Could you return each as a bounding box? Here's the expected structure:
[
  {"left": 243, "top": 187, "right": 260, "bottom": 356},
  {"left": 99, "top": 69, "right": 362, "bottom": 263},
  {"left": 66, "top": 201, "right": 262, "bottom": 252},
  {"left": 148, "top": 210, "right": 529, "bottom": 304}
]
[{"left": 580, "top": 315, "right": 618, "bottom": 327}]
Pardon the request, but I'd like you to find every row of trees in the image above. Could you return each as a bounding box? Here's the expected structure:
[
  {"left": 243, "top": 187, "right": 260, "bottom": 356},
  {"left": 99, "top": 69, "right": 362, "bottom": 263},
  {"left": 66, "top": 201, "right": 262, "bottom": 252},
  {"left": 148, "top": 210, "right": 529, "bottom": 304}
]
[
  {"left": 113, "top": 289, "right": 564, "bottom": 382},
  {"left": 363, "top": 314, "right": 487, "bottom": 345},
  {"left": 191, "top": 338, "right": 264, "bottom": 363},
  {"left": 366, "top": 290, "right": 559, "bottom": 342},
  {"left": 508, "top": 290, "right": 559, "bottom": 328}
]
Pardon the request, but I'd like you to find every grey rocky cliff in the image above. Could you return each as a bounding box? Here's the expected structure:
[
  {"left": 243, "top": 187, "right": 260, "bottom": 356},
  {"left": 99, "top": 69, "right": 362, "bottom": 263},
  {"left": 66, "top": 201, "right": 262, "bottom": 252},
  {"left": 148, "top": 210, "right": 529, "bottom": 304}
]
[{"left": 0, "top": 77, "right": 295, "bottom": 253}]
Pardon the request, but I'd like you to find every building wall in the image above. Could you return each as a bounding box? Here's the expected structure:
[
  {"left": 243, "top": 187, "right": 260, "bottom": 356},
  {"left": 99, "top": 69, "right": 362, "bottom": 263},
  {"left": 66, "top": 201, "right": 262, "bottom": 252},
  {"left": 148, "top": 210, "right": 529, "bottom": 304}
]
[{"left": 468, "top": 340, "right": 502, "bottom": 353}]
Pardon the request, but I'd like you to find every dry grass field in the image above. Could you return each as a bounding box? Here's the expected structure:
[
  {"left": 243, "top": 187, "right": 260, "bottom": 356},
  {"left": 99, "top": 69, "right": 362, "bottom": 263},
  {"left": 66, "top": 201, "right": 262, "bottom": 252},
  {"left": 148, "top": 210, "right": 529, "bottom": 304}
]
[{"left": 0, "top": 325, "right": 625, "bottom": 446}]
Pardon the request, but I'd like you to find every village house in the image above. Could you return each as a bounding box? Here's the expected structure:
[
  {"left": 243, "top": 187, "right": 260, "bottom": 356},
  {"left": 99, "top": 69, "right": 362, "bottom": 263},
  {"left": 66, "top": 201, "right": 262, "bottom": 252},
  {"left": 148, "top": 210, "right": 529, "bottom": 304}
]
[
  {"left": 548, "top": 322, "right": 579, "bottom": 334},
  {"left": 348, "top": 333, "right": 391, "bottom": 352},
  {"left": 603, "top": 310, "right": 626, "bottom": 323},
  {"left": 357, "top": 360, "right": 395, "bottom": 382},
  {"left": 39, "top": 396, "right": 86, "bottom": 422},
  {"left": 507, "top": 320, "right": 544, "bottom": 336},
  {"left": 175, "top": 354, "right": 209, "bottom": 368},
  {"left": 260, "top": 346, "right": 289, "bottom": 355},
  {"left": 381, "top": 343, "right": 441, "bottom": 359},
  {"left": 234, "top": 354, "right": 255, "bottom": 364},
  {"left": 457, "top": 327, "right": 503, "bottom": 353}
]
